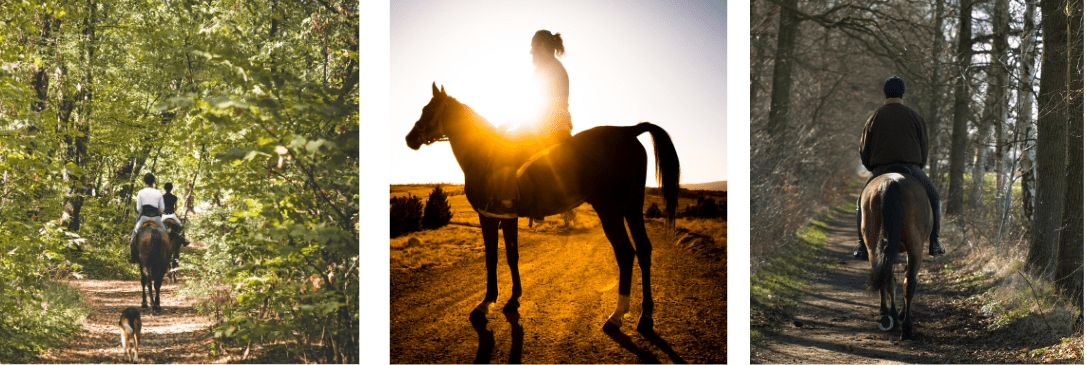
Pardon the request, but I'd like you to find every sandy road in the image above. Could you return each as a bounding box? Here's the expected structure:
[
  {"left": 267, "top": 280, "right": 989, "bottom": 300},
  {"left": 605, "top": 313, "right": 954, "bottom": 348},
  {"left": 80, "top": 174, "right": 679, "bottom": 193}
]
[
  {"left": 31, "top": 279, "right": 221, "bottom": 364},
  {"left": 751, "top": 192, "right": 1081, "bottom": 364},
  {"left": 390, "top": 219, "right": 726, "bottom": 364}
]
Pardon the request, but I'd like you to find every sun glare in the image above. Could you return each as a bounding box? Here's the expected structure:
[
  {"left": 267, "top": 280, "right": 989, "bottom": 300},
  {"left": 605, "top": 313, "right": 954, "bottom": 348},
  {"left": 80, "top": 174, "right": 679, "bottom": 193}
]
[{"left": 445, "top": 47, "right": 540, "bottom": 132}]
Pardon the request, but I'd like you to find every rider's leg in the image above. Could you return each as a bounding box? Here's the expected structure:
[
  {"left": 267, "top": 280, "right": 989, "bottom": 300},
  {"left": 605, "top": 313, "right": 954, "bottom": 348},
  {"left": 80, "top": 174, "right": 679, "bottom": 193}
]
[{"left": 906, "top": 165, "right": 944, "bottom": 255}]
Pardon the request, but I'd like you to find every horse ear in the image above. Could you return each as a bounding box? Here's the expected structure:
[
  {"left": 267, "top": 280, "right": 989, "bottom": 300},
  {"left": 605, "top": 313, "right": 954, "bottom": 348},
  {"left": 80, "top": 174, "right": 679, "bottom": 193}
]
[
  {"left": 440, "top": 85, "right": 446, "bottom": 96},
  {"left": 432, "top": 82, "right": 440, "bottom": 97}
]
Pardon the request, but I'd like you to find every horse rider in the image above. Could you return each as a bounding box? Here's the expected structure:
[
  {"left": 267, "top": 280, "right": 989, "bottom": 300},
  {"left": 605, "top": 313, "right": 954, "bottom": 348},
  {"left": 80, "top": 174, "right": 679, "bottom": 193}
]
[
  {"left": 161, "top": 182, "right": 189, "bottom": 246},
  {"left": 129, "top": 173, "right": 169, "bottom": 264},
  {"left": 488, "top": 29, "right": 574, "bottom": 217},
  {"left": 854, "top": 76, "right": 945, "bottom": 260}
]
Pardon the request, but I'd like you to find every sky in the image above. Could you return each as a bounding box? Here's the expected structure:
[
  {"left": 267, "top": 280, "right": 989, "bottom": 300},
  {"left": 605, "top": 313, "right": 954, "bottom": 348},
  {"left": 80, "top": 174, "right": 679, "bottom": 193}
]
[{"left": 389, "top": 0, "right": 727, "bottom": 186}]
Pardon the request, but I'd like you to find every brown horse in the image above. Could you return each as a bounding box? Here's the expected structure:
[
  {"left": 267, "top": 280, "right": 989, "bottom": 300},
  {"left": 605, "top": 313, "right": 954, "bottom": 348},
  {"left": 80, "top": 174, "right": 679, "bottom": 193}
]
[
  {"left": 406, "top": 83, "right": 679, "bottom": 332},
  {"left": 162, "top": 217, "right": 184, "bottom": 283},
  {"left": 860, "top": 165, "right": 932, "bottom": 340},
  {"left": 131, "top": 220, "right": 173, "bottom": 311}
]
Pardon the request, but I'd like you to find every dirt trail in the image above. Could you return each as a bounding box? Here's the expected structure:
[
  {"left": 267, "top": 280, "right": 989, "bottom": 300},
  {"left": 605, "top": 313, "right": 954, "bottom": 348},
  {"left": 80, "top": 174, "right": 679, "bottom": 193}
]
[
  {"left": 31, "top": 278, "right": 222, "bottom": 364},
  {"left": 751, "top": 191, "right": 1077, "bottom": 364},
  {"left": 390, "top": 220, "right": 726, "bottom": 364}
]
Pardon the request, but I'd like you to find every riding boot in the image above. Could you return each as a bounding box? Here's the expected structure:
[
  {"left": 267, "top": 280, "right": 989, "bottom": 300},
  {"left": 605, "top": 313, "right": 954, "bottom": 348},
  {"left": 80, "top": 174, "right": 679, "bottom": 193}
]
[
  {"left": 905, "top": 164, "right": 946, "bottom": 256},
  {"left": 854, "top": 202, "right": 868, "bottom": 260}
]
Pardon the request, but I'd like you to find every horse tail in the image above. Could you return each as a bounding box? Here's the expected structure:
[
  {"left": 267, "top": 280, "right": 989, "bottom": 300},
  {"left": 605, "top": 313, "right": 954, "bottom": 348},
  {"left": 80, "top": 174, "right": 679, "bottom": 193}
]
[
  {"left": 867, "top": 178, "right": 902, "bottom": 294},
  {"left": 632, "top": 122, "right": 681, "bottom": 232},
  {"left": 146, "top": 227, "right": 163, "bottom": 277}
]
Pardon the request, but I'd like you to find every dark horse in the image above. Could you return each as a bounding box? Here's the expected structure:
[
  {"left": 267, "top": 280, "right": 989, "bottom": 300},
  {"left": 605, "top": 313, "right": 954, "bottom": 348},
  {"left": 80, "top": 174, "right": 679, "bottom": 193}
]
[
  {"left": 860, "top": 165, "right": 932, "bottom": 340},
  {"left": 162, "top": 217, "right": 184, "bottom": 283},
  {"left": 131, "top": 220, "right": 174, "bottom": 311},
  {"left": 406, "top": 83, "right": 679, "bottom": 332}
]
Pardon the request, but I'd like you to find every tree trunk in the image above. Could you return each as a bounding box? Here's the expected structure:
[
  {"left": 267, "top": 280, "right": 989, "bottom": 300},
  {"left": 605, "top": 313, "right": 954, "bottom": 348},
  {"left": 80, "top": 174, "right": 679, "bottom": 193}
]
[
  {"left": 1016, "top": 0, "right": 1039, "bottom": 222},
  {"left": 766, "top": 0, "right": 799, "bottom": 138},
  {"left": 63, "top": 0, "right": 97, "bottom": 233},
  {"left": 945, "top": 0, "right": 974, "bottom": 216},
  {"left": 925, "top": 0, "right": 946, "bottom": 188},
  {"left": 1054, "top": 0, "right": 1083, "bottom": 307},
  {"left": 1026, "top": 0, "right": 1070, "bottom": 279},
  {"left": 989, "top": 0, "right": 1010, "bottom": 203}
]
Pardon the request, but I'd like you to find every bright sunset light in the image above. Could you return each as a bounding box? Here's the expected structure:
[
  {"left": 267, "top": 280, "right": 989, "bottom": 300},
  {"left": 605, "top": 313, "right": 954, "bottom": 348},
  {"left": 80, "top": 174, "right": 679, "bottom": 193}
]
[{"left": 391, "top": 0, "right": 727, "bottom": 187}]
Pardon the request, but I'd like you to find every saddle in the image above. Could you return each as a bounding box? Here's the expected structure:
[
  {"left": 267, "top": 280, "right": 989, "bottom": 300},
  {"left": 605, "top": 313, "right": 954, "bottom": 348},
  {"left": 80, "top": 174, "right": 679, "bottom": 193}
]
[{"left": 479, "top": 136, "right": 573, "bottom": 220}]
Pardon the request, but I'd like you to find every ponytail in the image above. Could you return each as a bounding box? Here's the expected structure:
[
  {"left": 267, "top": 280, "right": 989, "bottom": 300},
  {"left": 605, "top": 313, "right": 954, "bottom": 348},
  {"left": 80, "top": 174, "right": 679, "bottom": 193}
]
[{"left": 551, "top": 33, "right": 565, "bottom": 57}]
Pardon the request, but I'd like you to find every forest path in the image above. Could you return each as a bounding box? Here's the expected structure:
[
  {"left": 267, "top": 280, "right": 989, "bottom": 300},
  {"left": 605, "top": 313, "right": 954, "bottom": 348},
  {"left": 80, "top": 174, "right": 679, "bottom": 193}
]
[
  {"left": 390, "top": 219, "right": 726, "bottom": 363},
  {"left": 31, "top": 278, "right": 223, "bottom": 364},
  {"left": 751, "top": 190, "right": 1060, "bottom": 364}
]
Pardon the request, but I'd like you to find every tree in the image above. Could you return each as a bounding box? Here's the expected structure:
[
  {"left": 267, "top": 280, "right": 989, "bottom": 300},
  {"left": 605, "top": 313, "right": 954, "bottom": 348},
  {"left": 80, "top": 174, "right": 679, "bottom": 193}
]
[
  {"left": 1026, "top": 0, "right": 1070, "bottom": 278},
  {"left": 422, "top": 186, "right": 452, "bottom": 230},
  {"left": 1054, "top": 0, "right": 1083, "bottom": 307},
  {"left": 944, "top": 0, "right": 974, "bottom": 216}
]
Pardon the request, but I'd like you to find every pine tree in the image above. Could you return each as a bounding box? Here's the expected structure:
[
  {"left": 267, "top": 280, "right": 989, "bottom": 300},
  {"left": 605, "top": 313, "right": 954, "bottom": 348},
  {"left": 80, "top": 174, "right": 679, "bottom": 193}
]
[{"left": 422, "top": 186, "right": 452, "bottom": 229}]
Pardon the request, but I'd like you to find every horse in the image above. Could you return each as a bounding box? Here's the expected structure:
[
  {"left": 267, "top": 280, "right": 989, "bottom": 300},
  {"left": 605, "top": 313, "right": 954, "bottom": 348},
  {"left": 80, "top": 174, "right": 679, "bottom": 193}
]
[
  {"left": 162, "top": 217, "right": 184, "bottom": 283},
  {"left": 406, "top": 83, "right": 679, "bottom": 332},
  {"left": 131, "top": 219, "right": 173, "bottom": 311},
  {"left": 860, "top": 165, "right": 932, "bottom": 340}
]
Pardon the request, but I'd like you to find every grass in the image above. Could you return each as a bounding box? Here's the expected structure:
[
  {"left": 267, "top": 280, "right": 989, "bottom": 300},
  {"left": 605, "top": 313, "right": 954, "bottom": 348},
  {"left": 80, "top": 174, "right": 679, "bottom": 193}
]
[
  {"left": 750, "top": 202, "right": 849, "bottom": 345},
  {"left": 63, "top": 240, "right": 141, "bottom": 281}
]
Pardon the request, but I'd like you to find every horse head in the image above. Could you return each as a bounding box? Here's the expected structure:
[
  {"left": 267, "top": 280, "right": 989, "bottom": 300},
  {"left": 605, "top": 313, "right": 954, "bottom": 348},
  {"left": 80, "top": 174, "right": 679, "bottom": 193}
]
[{"left": 406, "top": 82, "right": 455, "bottom": 150}]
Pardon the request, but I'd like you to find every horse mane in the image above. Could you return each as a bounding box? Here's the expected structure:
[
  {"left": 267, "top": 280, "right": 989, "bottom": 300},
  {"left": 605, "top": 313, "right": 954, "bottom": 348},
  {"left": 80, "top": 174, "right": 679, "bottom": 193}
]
[{"left": 444, "top": 95, "right": 516, "bottom": 148}]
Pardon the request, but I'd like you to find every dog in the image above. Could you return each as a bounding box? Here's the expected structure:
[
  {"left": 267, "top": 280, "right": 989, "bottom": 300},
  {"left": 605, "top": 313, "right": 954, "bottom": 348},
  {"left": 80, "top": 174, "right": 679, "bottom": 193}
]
[{"left": 119, "top": 307, "right": 142, "bottom": 363}]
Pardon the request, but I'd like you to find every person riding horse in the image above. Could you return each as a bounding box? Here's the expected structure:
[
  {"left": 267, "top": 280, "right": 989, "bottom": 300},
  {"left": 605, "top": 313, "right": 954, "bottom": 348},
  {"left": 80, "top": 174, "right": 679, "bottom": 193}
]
[
  {"left": 161, "top": 182, "right": 188, "bottom": 245},
  {"left": 853, "top": 76, "right": 945, "bottom": 260},
  {"left": 487, "top": 30, "right": 574, "bottom": 218},
  {"left": 129, "top": 173, "right": 169, "bottom": 264}
]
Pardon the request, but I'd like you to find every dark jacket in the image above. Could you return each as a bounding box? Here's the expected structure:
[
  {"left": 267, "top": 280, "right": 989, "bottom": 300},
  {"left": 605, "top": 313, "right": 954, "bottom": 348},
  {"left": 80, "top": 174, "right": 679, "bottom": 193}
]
[
  {"left": 163, "top": 193, "right": 177, "bottom": 214},
  {"left": 859, "top": 99, "right": 928, "bottom": 171}
]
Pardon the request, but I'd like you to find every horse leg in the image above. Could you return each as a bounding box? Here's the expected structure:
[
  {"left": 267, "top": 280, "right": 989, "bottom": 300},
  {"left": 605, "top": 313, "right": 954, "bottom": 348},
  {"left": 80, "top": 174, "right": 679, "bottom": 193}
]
[
  {"left": 500, "top": 218, "right": 522, "bottom": 313},
  {"left": 140, "top": 266, "right": 149, "bottom": 308},
  {"left": 153, "top": 275, "right": 163, "bottom": 311},
  {"left": 901, "top": 251, "right": 921, "bottom": 340},
  {"left": 599, "top": 210, "right": 635, "bottom": 332},
  {"left": 877, "top": 272, "right": 898, "bottom": 331},
  {"left": 625, "top": 204, "right": 654, "bottom": 333},
  {"left": 472, "top": 214, "right": 501, "bottom": 318}
]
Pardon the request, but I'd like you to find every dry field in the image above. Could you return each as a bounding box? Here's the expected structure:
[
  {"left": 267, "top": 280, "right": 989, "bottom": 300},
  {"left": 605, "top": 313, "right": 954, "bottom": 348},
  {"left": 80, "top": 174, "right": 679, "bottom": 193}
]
[{"left": 389, "top": 184, "right": 725, "bottom": 271}]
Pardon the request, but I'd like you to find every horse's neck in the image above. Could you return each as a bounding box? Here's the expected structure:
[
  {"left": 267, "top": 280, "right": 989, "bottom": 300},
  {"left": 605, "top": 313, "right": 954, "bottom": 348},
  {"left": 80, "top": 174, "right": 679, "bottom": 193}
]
[{"left": 446, "top": 104, "right": 501, "bottom": 182}]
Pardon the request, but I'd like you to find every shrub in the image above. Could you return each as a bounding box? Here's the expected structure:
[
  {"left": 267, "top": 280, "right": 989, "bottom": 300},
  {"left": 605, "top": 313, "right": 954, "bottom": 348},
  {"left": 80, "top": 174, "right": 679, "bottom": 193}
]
[
  {"left": 645, "top": 202, "right": 664, "bottom": 218},
  {"left": 391, "top": 194, "right": 423, "bottom": 237},
  {"left": 698, "top": 198, "right": 719, "bottom": 219},
  {"left": 422, "top": 186, "right": 452, "bottom": 230}
]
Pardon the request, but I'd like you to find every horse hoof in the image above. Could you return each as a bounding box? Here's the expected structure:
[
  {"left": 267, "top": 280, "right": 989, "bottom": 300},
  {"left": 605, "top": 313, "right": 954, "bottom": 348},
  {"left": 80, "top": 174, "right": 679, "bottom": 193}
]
[
  {"left": 877, "top": 315, "right": 894, "bottom": 331},
  {"left": 602, "top": 316, "right": 622, "bottom": 332},
  {"left": 636, "top": 317, "right": 654, "bottom": 333},
  {"left": 141, "top": 304, "right": 148, "bottom": 309}
]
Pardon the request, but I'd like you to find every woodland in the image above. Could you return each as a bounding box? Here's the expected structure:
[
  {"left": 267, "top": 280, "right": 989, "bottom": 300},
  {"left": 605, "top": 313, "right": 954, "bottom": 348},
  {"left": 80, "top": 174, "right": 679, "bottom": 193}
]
[
  {"left": 0, "top": 0, "right": 358, "bottom": 363},
  {"left": 751, "top": 0, "right": 1082, "bottom": 338}
]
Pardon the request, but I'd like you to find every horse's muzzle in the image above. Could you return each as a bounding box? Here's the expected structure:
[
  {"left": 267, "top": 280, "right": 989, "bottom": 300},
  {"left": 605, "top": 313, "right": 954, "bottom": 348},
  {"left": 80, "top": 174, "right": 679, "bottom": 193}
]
[{"left": 406, "top": 129, "right": 423, "bottom": 150}]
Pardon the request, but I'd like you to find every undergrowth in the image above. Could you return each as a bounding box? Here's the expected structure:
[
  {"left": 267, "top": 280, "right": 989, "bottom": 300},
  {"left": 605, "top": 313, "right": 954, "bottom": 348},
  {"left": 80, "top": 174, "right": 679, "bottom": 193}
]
[{"left": 750, "top": 202, "right": 850, "bottom": 345}]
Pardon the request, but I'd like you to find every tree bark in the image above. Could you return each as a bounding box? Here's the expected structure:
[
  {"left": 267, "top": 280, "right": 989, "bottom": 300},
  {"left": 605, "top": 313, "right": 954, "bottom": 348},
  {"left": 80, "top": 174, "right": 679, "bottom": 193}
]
[
  {"left": 1054, "top": 0, "right": 1083, "bottom": 307},
  {"left": 1026, "top": 0, "right": 1070, "bottom": 278},
  {"left": 766, "top": 0, "right": 799, "bottom": 138},
  {"left": 945, "top": 0, "right": 974, "bottom": 215},
  {"left": 925, "top": 0, "right": 946, "bottom": 188}
]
